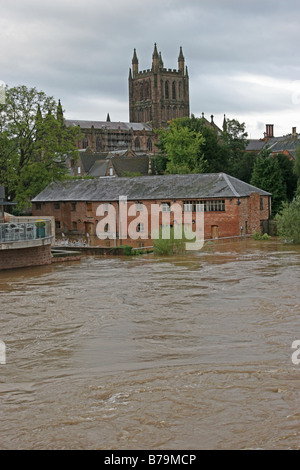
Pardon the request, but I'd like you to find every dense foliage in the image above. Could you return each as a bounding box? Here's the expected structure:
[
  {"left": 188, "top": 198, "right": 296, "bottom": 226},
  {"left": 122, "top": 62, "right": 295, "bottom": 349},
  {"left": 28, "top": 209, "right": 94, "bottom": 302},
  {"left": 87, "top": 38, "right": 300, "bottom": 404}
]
[
  {"left": 155, "top": 115, "right": 299, "bottom": 217},
  {"left": 0, "top": 85, "right": 81, "bottom": 211}
]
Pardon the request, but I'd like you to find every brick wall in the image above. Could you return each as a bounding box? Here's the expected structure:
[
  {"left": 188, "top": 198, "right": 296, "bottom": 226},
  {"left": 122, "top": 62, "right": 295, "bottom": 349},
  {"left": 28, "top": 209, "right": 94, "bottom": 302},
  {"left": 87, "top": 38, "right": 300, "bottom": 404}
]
[
  {"left": 32, "top": 194, "right": 270, "bottom": 247},
  {"left": 0, "top": 244, "right": 52, "bottom": 271}
]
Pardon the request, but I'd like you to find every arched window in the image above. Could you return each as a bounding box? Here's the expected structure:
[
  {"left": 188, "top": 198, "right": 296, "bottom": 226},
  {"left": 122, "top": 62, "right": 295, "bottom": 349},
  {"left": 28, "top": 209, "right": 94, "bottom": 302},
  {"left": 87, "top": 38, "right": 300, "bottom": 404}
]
[
  {"left": 96, "top": 137, "right": 101, "bottom": 152},
  {"left": 140, "top": 83, "right": 144, "bottom": 101},
  {"left": 82, "top": 136, "right": 88, "bottom": 149},
  {"left": 172, "top": 81, "right": 176, "bottom": 100},
  {"left": 165, "top": 81, "right": 169, "bottom": 99},
  {"left": 179, "top": 82, "right": 182, "bottom": 99},
  {"left": 135, "top": 137, "right": 140, "bottom": 150},
  {"left": 145, "top": 81, "right": 150, "bottom": 100}
]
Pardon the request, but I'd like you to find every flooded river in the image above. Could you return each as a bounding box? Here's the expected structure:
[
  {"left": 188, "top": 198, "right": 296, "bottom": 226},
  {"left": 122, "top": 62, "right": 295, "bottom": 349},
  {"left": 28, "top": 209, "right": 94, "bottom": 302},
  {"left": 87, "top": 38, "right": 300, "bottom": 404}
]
[{"left": 1, "top": 239, "right": 300, "bottom": 450}]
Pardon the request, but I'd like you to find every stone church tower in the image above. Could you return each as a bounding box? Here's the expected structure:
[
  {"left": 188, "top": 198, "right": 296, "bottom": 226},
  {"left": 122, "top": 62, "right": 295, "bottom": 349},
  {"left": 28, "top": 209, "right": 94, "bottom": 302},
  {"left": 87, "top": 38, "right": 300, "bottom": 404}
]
[{"left": 129, "top": 44, "right": 189, "bottom": 129}]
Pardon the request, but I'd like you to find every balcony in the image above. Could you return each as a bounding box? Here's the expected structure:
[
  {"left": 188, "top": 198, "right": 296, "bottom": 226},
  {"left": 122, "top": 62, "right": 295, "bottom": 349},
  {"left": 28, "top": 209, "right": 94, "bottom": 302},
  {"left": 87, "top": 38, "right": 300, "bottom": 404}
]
[{"left": 0, "top": 219, "right": 52, "bottom": 244}]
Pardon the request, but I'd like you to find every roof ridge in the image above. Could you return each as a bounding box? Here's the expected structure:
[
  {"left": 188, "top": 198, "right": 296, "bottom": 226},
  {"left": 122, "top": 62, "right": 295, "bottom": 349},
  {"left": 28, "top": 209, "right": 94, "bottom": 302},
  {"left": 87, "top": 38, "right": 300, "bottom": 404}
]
[{"left": 221, "top": 173, "right": 240, "bottom": 197}]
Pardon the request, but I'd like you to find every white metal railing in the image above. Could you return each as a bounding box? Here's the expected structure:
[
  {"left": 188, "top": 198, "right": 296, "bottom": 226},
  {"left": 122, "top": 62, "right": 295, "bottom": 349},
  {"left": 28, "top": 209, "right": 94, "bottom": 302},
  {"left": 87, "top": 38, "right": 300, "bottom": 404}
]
[{"left": 0, "top": 220, "right": 52, "bottom": 243}]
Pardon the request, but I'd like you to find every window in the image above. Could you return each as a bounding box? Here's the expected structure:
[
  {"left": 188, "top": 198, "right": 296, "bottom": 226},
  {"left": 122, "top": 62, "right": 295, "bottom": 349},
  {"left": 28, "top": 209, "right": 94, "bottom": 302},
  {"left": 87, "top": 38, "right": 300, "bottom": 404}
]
[
  {"left": 54, "top": 203, "right": 60, "bottom": 210},
  {"left": 109, "top": 167, "right": 114, "bottom": 176},
  {"left": 165, "top": 81, "right": 169, "bottom": 99},
  {"left": 136, "top": 223, "right": 144, "bottom": 233},
  {"left": 82, "top": 137, "right": 88, "bottom": 149},
  {"left": 260, "top": 197, "right": 264, "bottom": 210},
  {"left": 140, "top": 83, "right": 144, "bottom": 101},
  {"left": 104, "top": 223, "right": 109, "bottom": 232},
  {"left": 136, "top": 202, "right": 143, "bottom": 212},
  {"left": 71, "top": 203, "right": 76, "bottom": 212},
  {"left": 183, "top": 200, "right": 225, "bottom": 212},
  {"left": 147, "top": 138, "right": 152, "bottom": 151},
  {"left": 35, "top": 203, "right": 41, "bottom": 211},
  {"left": 135, "top": 137, "right": 140, "bottom": 150},
  {"left": 77, "top": 166, "right": 81, "bottom": 175},
  {"left": 162, "top": 202, "right": 171, "bottom": 212},
  {"left": 72, "top": 222, "right": 77, "bottom": 230},
  {"left": 172, "top": 81, "right": 176, "bottom": 100},
  {"left": 87, "top": 202, "right": 93, "bottom": 218},
  {"left": 96, "top": 137, "right": 101, "bottom": 152},
  {"left": 183, "top": 201, "right": 193, "bottom": 212},
  {"left": 55, "top": 221, "right": 61, "bottom": 229}
]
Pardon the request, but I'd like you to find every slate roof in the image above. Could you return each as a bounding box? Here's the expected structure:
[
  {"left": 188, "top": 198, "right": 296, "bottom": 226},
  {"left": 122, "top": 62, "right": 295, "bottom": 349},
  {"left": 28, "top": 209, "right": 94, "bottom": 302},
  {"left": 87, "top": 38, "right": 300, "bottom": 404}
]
[
  {"left": 266, "top": 135, "right": 300, "bottom": 155},
  {"left": 89, "top": 160, "right": 109, "bottom": 177},
  {"left": 110, "top": 156, "right": 152, "bottom": 177},
  {"left": 32, "top": 173, "right": 271, "bottom": 203},
  {"left": 247, "top": 134, "right": 300, "bottom": 158},
  {"left": 65, "top": 119, "right": 152, "bottom": 132},
  {"left": 246, "top": 140, "right": 266, "bottom": 152},
  {"left": 79, "top": 151, "right": 108, "bottom": 173}
]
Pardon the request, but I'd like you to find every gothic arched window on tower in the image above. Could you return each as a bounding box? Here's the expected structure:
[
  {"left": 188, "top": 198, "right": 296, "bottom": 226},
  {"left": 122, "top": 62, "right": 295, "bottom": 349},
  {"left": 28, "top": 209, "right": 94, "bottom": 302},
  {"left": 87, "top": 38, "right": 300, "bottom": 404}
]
[
  {"left": 140, "top": 83, "right": 144, "bottom": 101},
  {"left": 172, "top": 81, "right": 176, "bottom": 100},
  {"left": 145, "top": 81, "right": 150, "bottom": 100},
  {"left": 179, "top": 82, "right": 182, "bottom": 99},
  {"left": 135, "top": 137, "right": 140, "bottom": 150},
  {"left": 165, "top": 81, "right": 169, "bottom": 99}
]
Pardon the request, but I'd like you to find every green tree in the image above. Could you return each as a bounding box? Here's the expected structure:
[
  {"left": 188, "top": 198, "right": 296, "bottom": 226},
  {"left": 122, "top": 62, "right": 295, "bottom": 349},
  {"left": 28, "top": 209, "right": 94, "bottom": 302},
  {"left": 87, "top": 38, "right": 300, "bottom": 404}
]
[
  {"left": 273, "top": 153, "right": 298, "bottom": 201},
  {"left": 178, "top": 114, "right": 230, "bottom": 173},
  {"left": 251, "top": 148, "right": 287, "bottom": 216},
  {"left": 222, "top": 118, "right": 249, "bottom": 175},
  {"left": 275, "top": 195, "right": 300, "bottom": 244},
  {"left": 157, "top": 119, "right": 206, "bottom": 174},
  {"left": 294, "top": 146, "right": 300, "bottom": 180},
  {"left": 0, "top": 85, "right": 81, "bottom": 210}
]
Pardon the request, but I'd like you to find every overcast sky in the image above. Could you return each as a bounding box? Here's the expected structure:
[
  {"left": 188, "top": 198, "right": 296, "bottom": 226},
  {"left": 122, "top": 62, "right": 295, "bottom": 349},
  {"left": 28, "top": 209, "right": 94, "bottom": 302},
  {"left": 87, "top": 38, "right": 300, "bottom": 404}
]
[{"left": 1, "top": 0, "right": 300, "bottom": 138}]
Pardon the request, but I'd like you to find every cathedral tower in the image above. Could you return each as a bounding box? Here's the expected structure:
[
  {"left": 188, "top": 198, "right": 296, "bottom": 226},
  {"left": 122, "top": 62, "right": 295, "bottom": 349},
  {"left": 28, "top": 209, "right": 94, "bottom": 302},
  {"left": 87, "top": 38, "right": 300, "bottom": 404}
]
[{"left": 129, "top": 44, "right": 189, "bottom": 129}]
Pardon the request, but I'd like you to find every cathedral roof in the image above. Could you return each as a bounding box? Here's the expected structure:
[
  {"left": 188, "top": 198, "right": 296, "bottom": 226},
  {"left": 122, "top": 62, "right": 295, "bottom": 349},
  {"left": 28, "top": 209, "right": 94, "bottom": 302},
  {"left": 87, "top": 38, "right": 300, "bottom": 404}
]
[{"left": 65, "top": 119, "right": 152, "bottom": 132}]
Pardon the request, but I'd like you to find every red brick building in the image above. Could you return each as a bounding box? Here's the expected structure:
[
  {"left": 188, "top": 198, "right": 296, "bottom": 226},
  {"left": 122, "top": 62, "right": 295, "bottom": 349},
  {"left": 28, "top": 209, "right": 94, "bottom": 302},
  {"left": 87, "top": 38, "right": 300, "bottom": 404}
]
[{"left": 32, "top": 173, "right": 271, "bottom": 248}]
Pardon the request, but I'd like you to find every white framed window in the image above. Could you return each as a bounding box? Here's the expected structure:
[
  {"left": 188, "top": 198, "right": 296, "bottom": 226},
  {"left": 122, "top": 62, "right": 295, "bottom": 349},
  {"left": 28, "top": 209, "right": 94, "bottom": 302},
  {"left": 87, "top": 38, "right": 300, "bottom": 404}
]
[{"left": 183, "top": 201, "right": 193, "bottom": 212}]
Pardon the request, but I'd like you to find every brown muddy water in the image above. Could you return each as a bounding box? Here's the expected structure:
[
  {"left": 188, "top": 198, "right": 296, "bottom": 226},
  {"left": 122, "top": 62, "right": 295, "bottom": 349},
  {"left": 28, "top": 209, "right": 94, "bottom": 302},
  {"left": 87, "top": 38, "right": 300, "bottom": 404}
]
[{"left": 0, "top": 239, "right": 300, "bottom": 450}]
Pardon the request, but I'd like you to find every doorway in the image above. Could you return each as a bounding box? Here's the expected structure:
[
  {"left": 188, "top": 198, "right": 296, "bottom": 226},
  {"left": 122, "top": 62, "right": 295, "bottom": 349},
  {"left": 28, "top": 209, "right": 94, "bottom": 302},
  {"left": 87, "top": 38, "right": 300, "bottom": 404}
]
[{"left": 211, "top": 225, "right": 219, "bottom": 239}]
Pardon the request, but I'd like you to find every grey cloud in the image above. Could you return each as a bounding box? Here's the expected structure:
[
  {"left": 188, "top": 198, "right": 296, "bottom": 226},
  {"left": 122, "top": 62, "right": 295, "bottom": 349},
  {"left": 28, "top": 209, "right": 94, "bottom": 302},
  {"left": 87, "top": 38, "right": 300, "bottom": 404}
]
[{"left": 1, "top": 0, "right": 300, "bottom": 137}]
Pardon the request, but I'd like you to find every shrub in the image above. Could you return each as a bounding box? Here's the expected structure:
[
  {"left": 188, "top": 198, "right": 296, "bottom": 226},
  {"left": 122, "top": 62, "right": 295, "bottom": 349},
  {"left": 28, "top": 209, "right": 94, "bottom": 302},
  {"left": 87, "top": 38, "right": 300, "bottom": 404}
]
[
  {"left": 275, "top": 196, "right": 300, "bottom": 244},
  {"left": 153, "top": 226, "right": 191, "bottom": 255},
  {"left": 253, "top": 231, "right": 271, "bottom": 241}
]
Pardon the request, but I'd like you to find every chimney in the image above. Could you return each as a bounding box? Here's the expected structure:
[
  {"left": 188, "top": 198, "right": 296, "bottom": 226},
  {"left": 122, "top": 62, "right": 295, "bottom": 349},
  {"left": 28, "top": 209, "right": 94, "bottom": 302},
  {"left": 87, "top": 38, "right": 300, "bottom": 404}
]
[
  {"left": 292, "top": 127, "right": 297, "bottom": 137},
  {"left": 265, "top": 124, "right": 274, "bottom": 138}
]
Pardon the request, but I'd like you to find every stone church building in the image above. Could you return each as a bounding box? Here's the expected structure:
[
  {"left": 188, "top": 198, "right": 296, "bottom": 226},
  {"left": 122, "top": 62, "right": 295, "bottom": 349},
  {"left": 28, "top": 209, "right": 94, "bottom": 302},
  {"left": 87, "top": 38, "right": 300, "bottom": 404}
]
[
  {"left": 129, "top": 44, "right": 189, "bottom": 129},
  {"left": 65, "top": 44, "right": 190, "bottom": 154}
]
